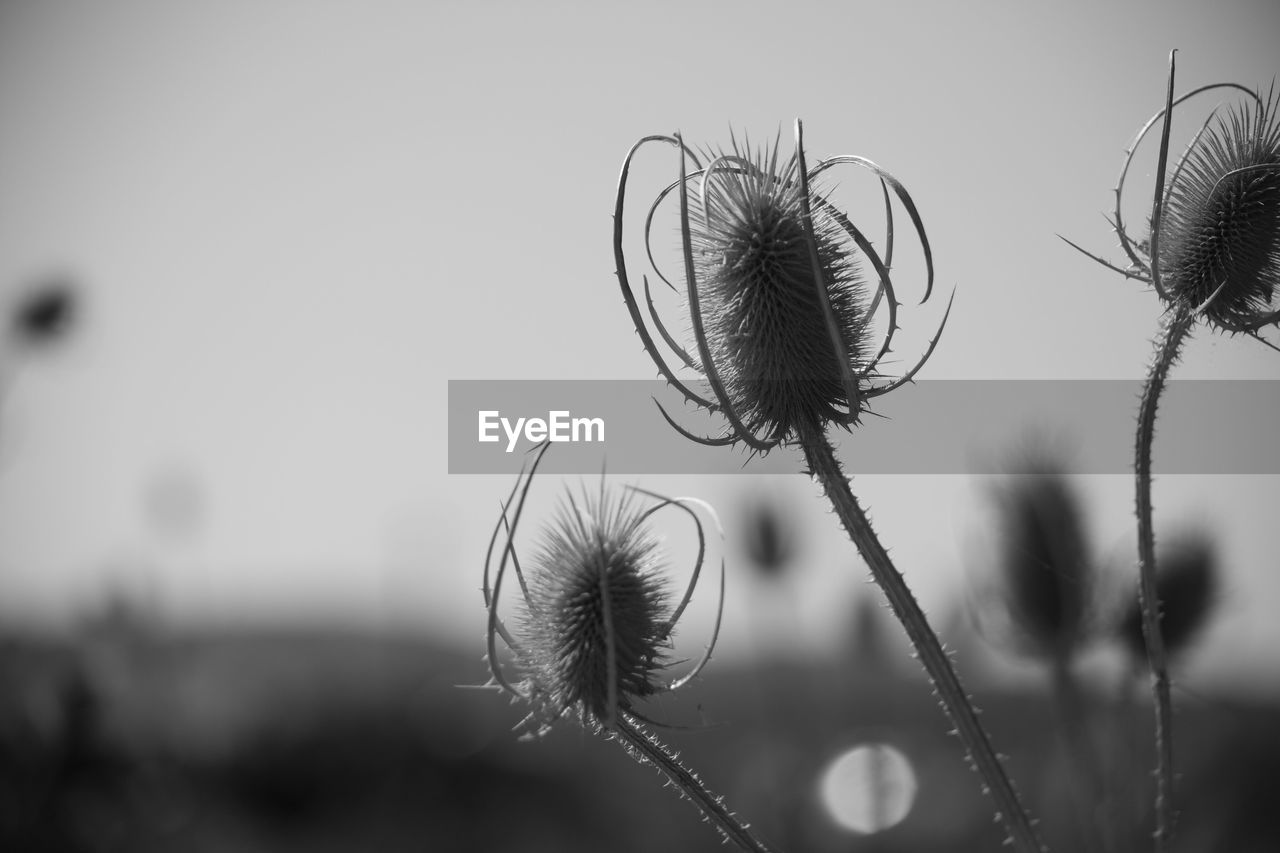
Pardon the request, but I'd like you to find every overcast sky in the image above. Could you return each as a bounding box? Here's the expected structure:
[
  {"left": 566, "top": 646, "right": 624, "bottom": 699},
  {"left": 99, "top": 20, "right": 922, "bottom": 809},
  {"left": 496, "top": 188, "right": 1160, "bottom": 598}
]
[{"left": 1, "top": 0, "right": 1277, "bottom": 688}]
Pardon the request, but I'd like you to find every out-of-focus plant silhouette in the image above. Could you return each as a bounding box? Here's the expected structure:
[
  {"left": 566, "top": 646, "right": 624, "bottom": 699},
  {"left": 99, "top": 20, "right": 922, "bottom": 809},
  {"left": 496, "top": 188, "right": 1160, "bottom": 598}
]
[{"left": 9, "top": 278, "right": 77, "bottom": 350}]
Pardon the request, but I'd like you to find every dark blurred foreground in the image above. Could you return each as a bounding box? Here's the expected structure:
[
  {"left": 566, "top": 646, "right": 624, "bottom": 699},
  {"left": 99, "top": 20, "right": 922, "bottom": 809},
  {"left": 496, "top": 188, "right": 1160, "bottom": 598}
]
[{"left": 2, "top": 613, "right": 1278, "bottom": 853}]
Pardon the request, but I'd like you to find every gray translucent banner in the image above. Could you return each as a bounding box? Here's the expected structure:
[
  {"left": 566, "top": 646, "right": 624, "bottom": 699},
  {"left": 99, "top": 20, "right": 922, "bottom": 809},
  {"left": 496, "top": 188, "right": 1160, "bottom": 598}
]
[{"left": 447, "top": 380, "right": 1280, "bottom": 475}]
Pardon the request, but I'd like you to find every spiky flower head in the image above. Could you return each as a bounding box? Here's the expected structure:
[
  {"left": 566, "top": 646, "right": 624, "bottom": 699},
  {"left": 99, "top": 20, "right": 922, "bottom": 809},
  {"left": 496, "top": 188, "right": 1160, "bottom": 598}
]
[
  {"left": 689, "top": 138, "right": 870, "bottom": 439},
  {"left": 483, "top": 444, "right": 724, "bottom": 738},
  {"left": 517, "top": 488, "right": 670, "bottom": 726},
  {"left": 1156, "top": 86, "right": 1280, "bottom": 330},
  {"left": 1067, "top": 52, "right": 1280, "bottom": 337},
  {"left": 614, "top": 121, "right": 949, "bottom": 453}
]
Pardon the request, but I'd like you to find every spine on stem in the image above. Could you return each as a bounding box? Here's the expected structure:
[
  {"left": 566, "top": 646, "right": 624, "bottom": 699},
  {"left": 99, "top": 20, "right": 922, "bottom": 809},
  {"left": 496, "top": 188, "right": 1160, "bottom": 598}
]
[{"left": 611, "top": 713, "right": 778, "bottom": 853}]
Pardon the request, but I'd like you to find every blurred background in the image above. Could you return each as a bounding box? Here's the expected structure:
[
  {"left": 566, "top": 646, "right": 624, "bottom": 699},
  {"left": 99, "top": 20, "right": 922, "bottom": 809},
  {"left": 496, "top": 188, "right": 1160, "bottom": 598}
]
[{"left": 2, "top": 1, "right": 1278, "bottom": 850}]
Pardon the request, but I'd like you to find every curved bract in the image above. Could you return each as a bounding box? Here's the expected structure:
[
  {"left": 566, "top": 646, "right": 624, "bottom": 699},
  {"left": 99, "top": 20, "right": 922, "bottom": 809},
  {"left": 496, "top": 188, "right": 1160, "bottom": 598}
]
[{"left": 614, "top": 120, "right": 951, "bottom": 452}]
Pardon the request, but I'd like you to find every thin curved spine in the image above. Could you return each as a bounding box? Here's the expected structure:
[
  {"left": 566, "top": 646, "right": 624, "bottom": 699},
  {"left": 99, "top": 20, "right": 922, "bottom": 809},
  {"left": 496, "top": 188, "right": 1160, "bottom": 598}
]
[
  {"left": 1111, "top": 77, "right": 1259, "bottom": 274},
  {"left": 674, "top": 132, "right": 775, "bottom": 451},
  {"left": 627, "top": 489, "right": 727, "bottom": 690},
  {"left": 796, "top": 119, "right": 862, "bottom": 413},
  {"left": 615, "top": 135, "right": 718, "bottom": 411},
  {"left": 646, "top": 168, "right": 705, "bottom": 294},
  {"left": 1162, "top": 107, "right": 1221, "bottom": 211},
  {"left": 1147, "top": 51, "right": 1180, "bottom": 301},
  {"left": 858, "top": 179, "right": 895, "bottom": 321},
  {"left": 485, "top": 441, "right": 554, "bottom": 683},
  {"left": 1207, "top": 161, "right": 1280, "bottom": 196},
  {"left": 864, "top": 287, "right": 957, "bottom": 397},
  {"left": 1058, "top": 234, "right": 1149, "bottom": 280},
  {"left": 810, "top": 154, "right": 935, "bottom": 302},
  {"left": 643, "top": 274, "right": 701, "bottom": 370},
  {"left": 812, "top": 190, "right": 901, "bottom": 374},
  {"left": 651, "top": 396, "right": 743, "bottom": 447}
]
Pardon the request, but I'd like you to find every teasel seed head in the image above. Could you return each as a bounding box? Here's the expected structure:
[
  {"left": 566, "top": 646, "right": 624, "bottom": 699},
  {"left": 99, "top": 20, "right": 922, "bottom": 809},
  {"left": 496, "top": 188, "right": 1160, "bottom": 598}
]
[
  {"left": 614, "top": 121, "right": 950, "bottom": 453},
  {"left": 689, "top": 139, "right": 870, "bottom": 439},
  {"left": 1064, "top": 51, "right": 1280, "bottom": 338},
  {"left": 518, "top": 489, "right": 670, "bottom": 725},
  {"left": 482, "top": 443, "right": 725, "bottom": 738},
  {"left": 1156, "top": 84, "right": 1280, "bottom": 331}
]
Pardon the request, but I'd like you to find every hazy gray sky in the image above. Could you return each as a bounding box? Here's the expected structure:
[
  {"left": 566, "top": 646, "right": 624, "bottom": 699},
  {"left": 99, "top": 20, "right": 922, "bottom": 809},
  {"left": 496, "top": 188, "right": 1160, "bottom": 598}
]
[{"left": 1, "top": 0, "right": 1277, "bottom": 686}]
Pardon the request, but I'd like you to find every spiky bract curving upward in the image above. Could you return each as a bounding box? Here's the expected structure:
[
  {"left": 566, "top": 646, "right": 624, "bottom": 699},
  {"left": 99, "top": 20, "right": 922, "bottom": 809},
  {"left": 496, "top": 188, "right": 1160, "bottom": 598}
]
[{"left": 1157, "top": 88, "right": 1280, "bottom": 331}]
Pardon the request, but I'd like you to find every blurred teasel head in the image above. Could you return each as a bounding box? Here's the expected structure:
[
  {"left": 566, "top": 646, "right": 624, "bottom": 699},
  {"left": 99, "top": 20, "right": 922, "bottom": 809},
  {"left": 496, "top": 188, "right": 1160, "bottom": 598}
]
[
  {"left": 986, "top": 459, "right": 1095, "bottom": 661},
  {"left": 1065, "top": 52, "right": 1280, "bottom": 337},
  {"left": 9, "top": 275, "right": 77, "bottom": 350},
  {"left": 739, "top": 488, "right": 798, "bottom": 580},
  {"left": 1118, "top": 531, "right": 1218, "bottom": 667},
  {"left": 482, "top": 442, "right": 725, "bottom": 739},
  {"left": 613, "top": 120, "right": 952, "bottom": 452}
]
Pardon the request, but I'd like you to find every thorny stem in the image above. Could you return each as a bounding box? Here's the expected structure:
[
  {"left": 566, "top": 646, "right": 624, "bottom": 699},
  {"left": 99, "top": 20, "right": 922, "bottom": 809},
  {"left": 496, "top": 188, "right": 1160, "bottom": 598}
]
[
  {"left": 611, "top": 713, "right": 778, "bottom": 853},
  {"left": 1135, "top": 302, "right": 1194, "bottom": 851},
  {"left": 800, "top": 425, "right": 1046, "bottom": 853}
]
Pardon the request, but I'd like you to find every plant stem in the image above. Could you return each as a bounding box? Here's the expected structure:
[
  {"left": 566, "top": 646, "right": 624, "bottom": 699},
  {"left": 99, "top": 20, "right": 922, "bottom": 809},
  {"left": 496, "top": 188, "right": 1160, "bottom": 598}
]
[
  {"left": 801, "top": 426, "right": 1045, "bottom": 853},
  {"left": 1050, "top": 656, "right": 1110, "bottom": 853},
  {"left": 611, "top": 712, "right": 779, "bottom": 853},
  {"left": 1134, "top": 303, "right": 1194, "bottom": 851}
]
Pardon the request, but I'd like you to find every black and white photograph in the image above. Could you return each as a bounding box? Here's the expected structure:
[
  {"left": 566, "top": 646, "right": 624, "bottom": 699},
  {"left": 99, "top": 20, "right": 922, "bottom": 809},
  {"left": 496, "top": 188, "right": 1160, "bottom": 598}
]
[{"left": 2, "top": 1, "right": 1278, "bottom": 850}]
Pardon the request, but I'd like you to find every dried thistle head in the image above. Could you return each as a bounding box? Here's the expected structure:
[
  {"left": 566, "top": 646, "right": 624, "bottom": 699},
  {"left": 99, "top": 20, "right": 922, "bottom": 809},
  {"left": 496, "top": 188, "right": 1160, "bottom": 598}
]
[
  {"left": 1066, "top": 51, "right": 1280, "bottom": 339},
  {"left": 482, "top": 443, "right": 725, "bottom": 738},
  {"left": 614, "top": 121, "right": 951, "bottom": 452},
  {"left": 1118, "top": 531, "right": 1218, "bottom": 666},
  {"left": 1157, "top": 86, "right": 1280, "bottom": 329}
]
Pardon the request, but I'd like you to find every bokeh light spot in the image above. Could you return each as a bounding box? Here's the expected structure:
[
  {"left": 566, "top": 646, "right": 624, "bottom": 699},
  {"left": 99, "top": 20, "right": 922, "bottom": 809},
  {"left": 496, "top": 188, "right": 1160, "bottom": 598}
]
[{"left": 818, "top": 742, "right": 917, "bottom": 834}]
